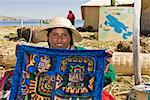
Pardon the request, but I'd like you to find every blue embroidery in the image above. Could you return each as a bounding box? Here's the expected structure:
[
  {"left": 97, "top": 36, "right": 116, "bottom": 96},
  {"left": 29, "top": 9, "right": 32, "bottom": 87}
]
[{"left": 10, "top": 45, "right": 106, "bottom": 100}]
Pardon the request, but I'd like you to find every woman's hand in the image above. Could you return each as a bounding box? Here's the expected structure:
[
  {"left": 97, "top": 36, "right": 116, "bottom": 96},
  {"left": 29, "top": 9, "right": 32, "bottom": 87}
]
[
  {"left": 15, "top": 44, "right": 20, "bottom": 56},
  {"left": 15, "top": 38, "right": 27, "bottom": 56},
  {"left": 105, "top": 50, "right": 113, "bottom": 73},
  {"left": 106, "top": 49, "right": 113, "bottom": 63}
]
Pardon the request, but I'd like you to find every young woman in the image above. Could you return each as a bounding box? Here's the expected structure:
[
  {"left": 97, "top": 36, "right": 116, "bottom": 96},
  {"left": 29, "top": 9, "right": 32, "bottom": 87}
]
[
  {"left": 35, "top": 17, "right": 116, "bottom": 87},
  {"left": 10, "top": 17, "right": 115, "bottom": 100}
]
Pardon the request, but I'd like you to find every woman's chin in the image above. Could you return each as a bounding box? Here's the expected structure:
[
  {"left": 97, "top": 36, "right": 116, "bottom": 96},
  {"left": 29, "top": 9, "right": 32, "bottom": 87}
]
[
  {"left": 51, "top": 44, "right": 68, "bottom": 49},
  {"left": 56, "top": 46, "right": 67, "bottom": 49}
]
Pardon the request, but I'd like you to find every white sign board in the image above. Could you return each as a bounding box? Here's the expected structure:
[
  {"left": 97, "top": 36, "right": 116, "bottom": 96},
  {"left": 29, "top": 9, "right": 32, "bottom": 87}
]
[{"left": 98, "top": 7, "right": 134, "bottom": 41}]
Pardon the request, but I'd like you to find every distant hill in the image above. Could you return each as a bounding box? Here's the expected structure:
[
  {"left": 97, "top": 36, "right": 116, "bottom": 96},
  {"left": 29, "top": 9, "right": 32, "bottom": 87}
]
[
  {"left": 0, "top": 15, "right": 40, "bottom": 21},
  {"left": 0, "top": 15, "right": 18, "bottom": 21}
]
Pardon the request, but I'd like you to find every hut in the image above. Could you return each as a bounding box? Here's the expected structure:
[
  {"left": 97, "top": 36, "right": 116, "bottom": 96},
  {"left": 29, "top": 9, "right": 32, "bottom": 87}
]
[
  {"left": 81, "top": 0, "right": 111, "bottom": 31},
  {"left": 141, "top": 0, "right": 150, "bottom": 32},
  {"left": 81, "top": 0, "right": 135, "bottom": 31}
]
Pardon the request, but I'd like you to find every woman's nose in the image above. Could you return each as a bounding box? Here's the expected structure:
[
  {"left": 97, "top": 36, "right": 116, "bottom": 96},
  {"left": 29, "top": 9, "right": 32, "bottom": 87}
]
[{"left": 57, "top": 35, "right": 63, "bottom": 41}]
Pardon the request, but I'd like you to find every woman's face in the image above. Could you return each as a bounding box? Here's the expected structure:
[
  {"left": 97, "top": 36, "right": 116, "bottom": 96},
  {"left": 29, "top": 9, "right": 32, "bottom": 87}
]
[{"left": 48, "top": 28, "right": 71, "bottom": 49}]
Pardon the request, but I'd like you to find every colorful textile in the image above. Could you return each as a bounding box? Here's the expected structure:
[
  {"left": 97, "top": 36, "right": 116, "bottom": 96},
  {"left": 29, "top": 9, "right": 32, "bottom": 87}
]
[
  {"left": 0, "top": 70, "right": 14, "bottom": 99},
  {"left": 10, "top": 45, "right": 106, "bottom": 100},
  {"left": 75, "top": 46, "right": 116, "bottom": 86},
  {"left": 102, "top": 90, "right": 116, "bottom": 100}
]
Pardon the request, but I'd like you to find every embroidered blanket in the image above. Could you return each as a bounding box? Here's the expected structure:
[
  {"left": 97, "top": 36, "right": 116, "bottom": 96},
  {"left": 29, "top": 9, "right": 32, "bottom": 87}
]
[{"left": 10, "top": 45, "right": 106, "bottom": 100}]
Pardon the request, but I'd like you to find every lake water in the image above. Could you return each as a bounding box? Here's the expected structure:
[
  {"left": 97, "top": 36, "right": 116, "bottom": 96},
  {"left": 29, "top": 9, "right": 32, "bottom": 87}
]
[{"left": 0, "top": 19, "right": 84, "bottom": 28}]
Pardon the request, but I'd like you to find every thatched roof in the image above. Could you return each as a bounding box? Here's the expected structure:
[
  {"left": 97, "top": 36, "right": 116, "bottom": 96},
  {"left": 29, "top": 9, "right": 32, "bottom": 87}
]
[
  {"left": 81, "top": 0, "right": 134, "bottom": 6},
  {"left": 115, "top": 0, "right": 134, "bottom": 5},
  {"left": 81, "top": 0, "right": 111, "bottom": 6}
]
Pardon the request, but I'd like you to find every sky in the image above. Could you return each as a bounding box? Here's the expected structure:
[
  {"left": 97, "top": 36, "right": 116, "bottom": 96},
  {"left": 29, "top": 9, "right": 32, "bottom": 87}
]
[
  {"left": 0, "top": 0, "right": 89, "bottom": 19},
  {"left": 0, "top": 0, "right": 134, "bottom": 19}
]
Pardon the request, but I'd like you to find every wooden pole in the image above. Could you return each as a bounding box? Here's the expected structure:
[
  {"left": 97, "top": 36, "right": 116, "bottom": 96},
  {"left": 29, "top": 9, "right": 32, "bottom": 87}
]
[
  {"left": 21, "top": 19, "right": 23, "bottom": 27},
  {"left": 21, "top": 19, "right": 23, "bottom": 39},
  {"left": 111, "top": 0, "right": 115, "bottom": 6},
  {"left": 133, "top": 0, "right": 141, "bottom": 85}
]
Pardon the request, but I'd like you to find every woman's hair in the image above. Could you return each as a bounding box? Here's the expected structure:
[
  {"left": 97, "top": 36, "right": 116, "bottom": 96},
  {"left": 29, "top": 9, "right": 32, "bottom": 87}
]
[
  {"left": 47, "top": 27, "right": 73, "bottom": 48},
  {"left": 69, "top": 11, "right": 72, "bottom": 13}
]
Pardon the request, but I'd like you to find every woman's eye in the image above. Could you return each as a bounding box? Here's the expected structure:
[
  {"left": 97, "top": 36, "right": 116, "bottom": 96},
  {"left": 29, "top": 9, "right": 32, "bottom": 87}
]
[
  {"left": 63, "top": 34, "right": 67, "bottom": 37},
  {"left": 52, "top": 33, "right": 58, "bottom": 37}
]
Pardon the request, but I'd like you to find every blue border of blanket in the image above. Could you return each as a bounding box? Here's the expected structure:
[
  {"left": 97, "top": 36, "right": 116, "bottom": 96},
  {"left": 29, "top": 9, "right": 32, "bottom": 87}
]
[{"left": 9, "top": 45, "right": 106, "bottom": 100}]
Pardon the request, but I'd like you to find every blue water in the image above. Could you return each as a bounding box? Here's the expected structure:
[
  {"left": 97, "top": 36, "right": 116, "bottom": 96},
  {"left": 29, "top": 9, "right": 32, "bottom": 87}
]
[{"left": 0, "top": 19, "right": 84, "bottom": 28}]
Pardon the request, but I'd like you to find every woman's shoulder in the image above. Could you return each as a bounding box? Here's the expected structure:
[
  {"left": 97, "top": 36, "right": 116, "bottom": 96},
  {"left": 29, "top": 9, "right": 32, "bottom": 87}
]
[{"left": 75, "top": 46, "right": 87, "bottom": 50}]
